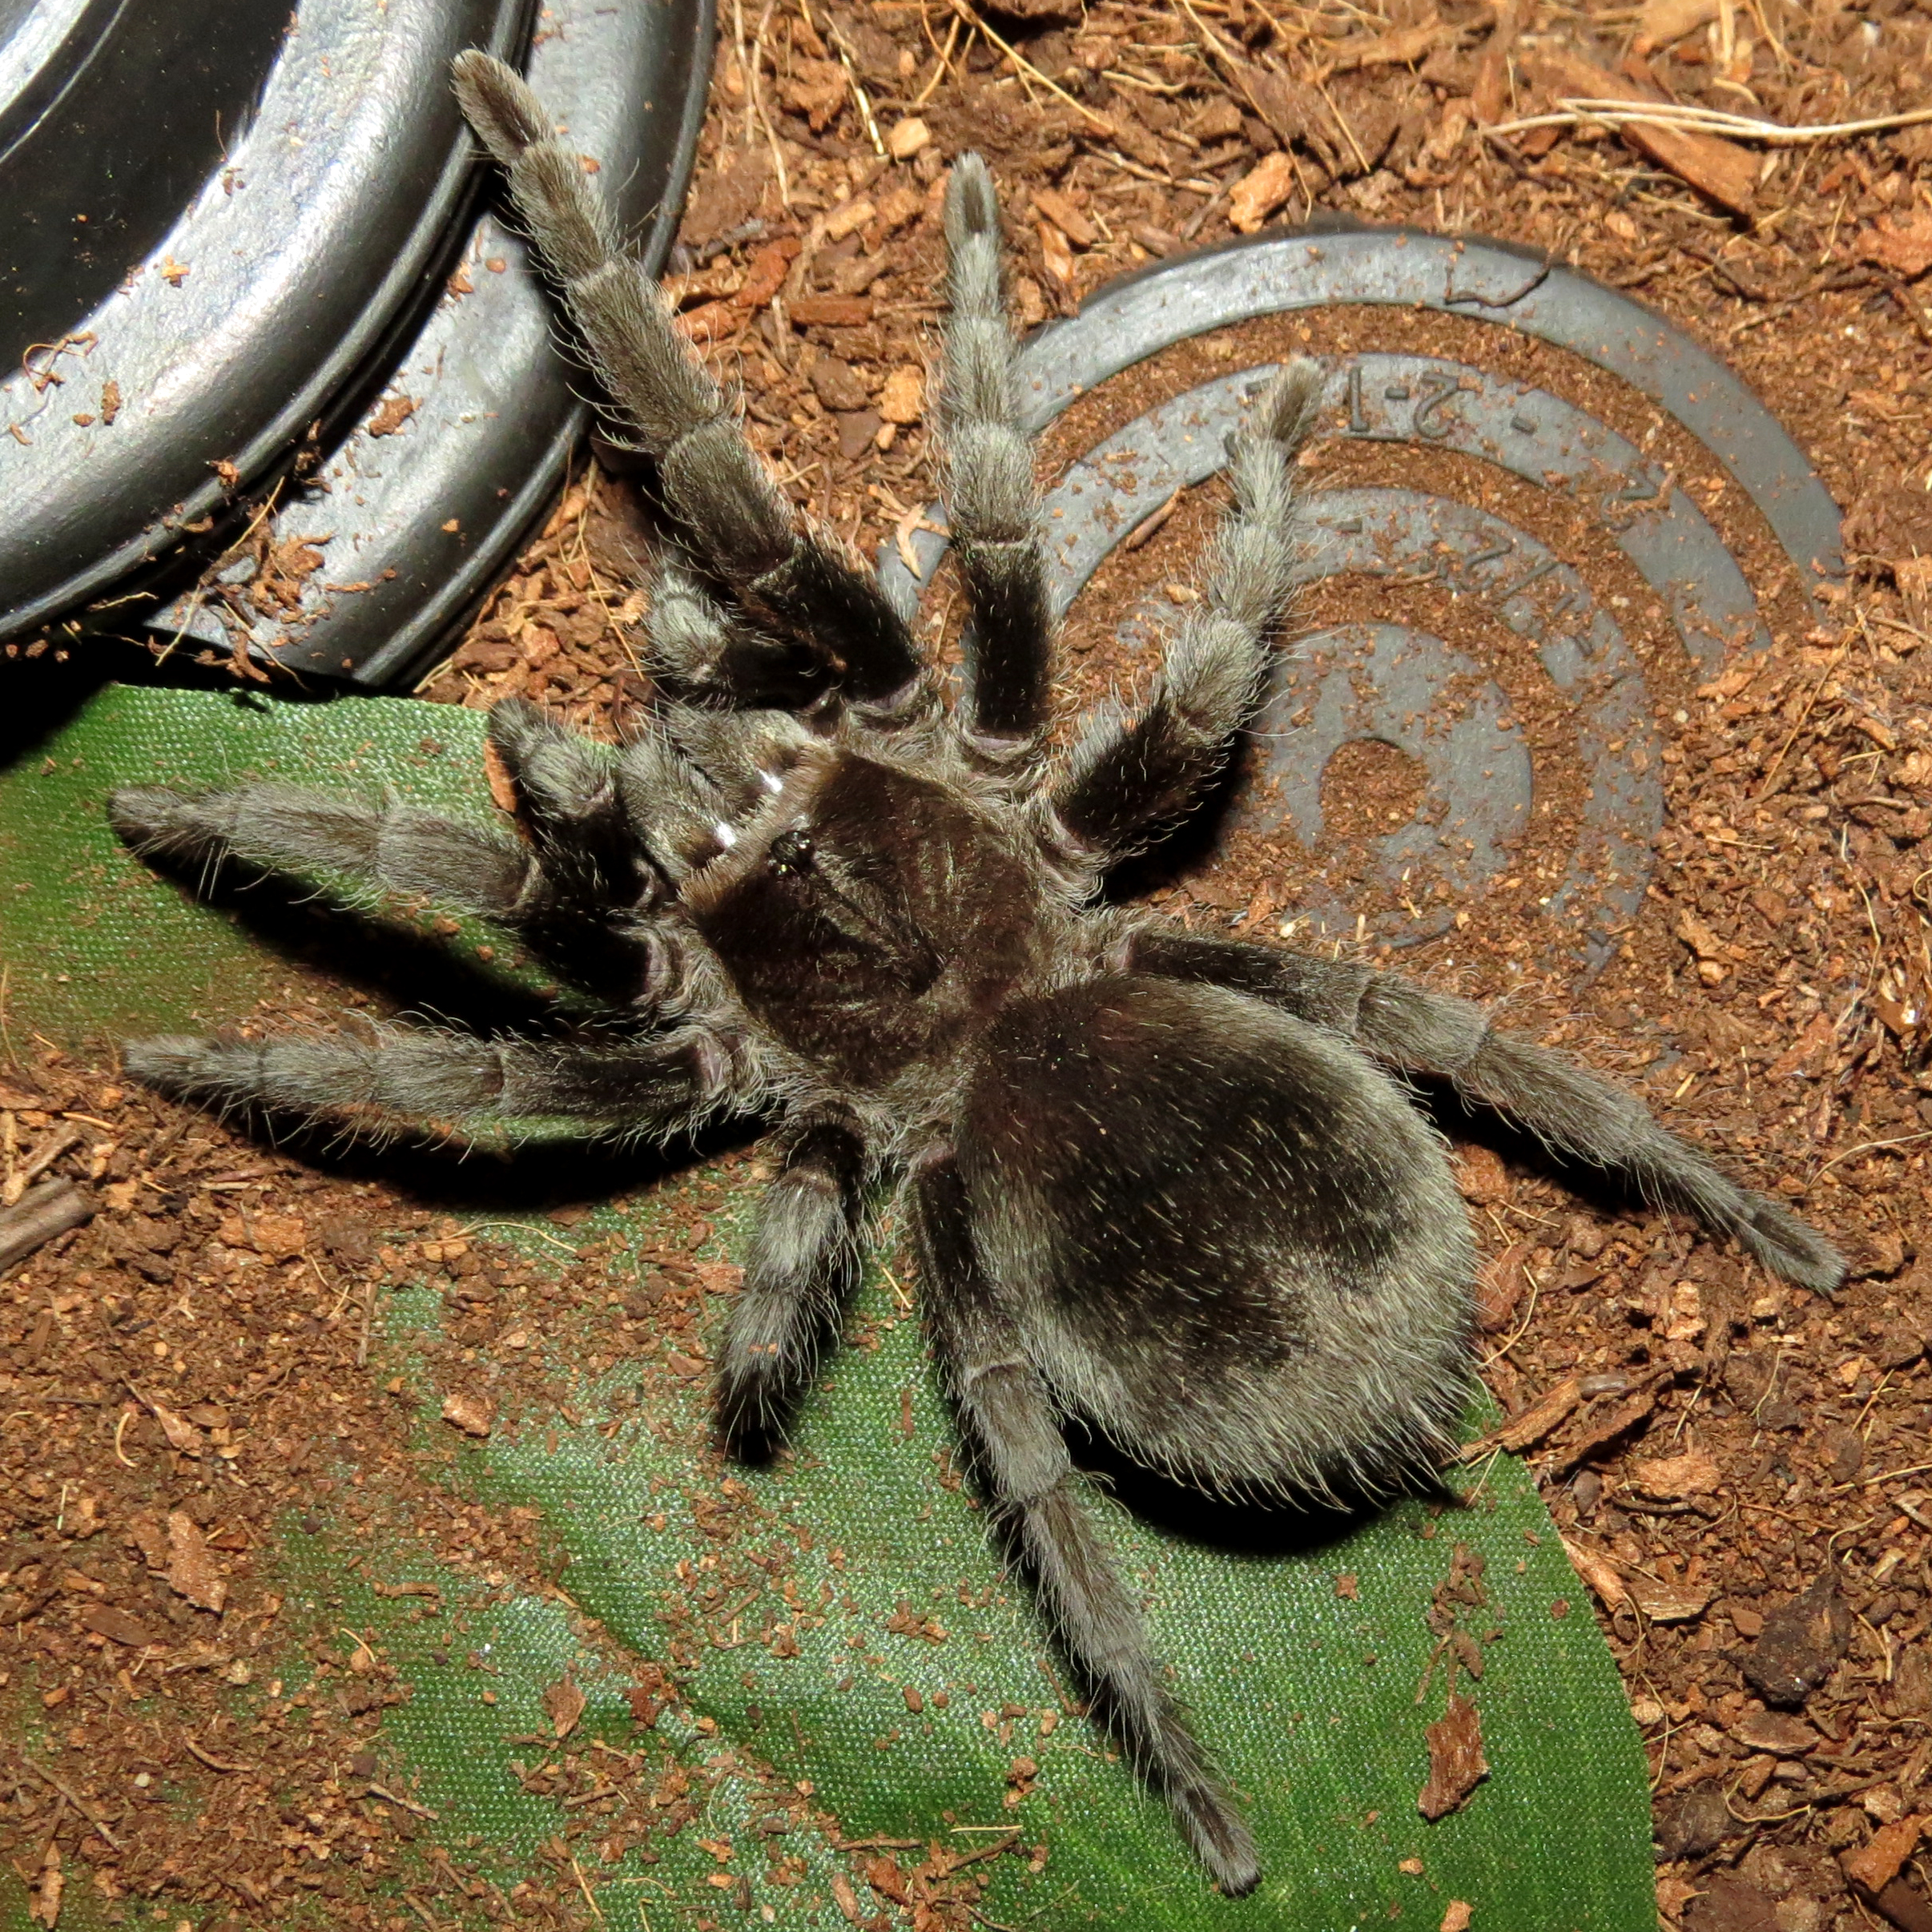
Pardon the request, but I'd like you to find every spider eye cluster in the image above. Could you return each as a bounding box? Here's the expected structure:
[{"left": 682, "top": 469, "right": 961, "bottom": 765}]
[{"left": 768, "top": 827, "right": 815, "bottom": 874}]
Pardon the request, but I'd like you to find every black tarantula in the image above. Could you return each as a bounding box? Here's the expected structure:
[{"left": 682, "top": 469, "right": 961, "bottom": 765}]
[{"left": 107, "top": 52, "right": 1845, "bottom": 1895}]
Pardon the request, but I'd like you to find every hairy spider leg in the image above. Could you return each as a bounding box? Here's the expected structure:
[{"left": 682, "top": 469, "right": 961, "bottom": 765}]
[
  {"left": 1129, "top": 932, "right": 1846, "bottom": 1294},
  {"left": 912, "top": 1146, "right": 1262, "bottom": 1898},
  {"left": 451, "top": 52, "right": 928, "bottom": 720},
  {"left": 107, "top": 780, "right": 681, "bottom": 1004},
  {"left": 936, "top": 155, "right": 1055, "bottom": 759},
  {"left": 716, "top": 1111, "right": 870, "bottom": 1447},
  {"left": 122, "top": 1020, "right": 747, "bottom": 1144},
  {"left": 1042, "top": 362, "right": 1326, "bottom": 871}
]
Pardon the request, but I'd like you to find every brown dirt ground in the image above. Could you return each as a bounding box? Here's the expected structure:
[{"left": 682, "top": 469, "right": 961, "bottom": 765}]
[{"left": 6, "top": 0, "right": 1932, "bottom": 1926}]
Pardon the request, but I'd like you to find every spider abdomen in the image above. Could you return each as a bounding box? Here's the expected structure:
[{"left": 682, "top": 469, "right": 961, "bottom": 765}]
[
  {"left": 689, "top": 754, "right": 1044, "bottom": 1088},
  {"left": 956, "top": 976, "right": 1478, "bottom": 1499}
]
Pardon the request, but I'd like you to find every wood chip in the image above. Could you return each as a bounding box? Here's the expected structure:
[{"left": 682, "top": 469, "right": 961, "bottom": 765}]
[
  {"left": 1461, "top": 1376, "right": 1582, "bottom": 1459},
  {"left": 1523, "top": 48, "right": 1757, "bottom": 213},
  {"left": 1418, "top": 1693, "right": 1488, "bottom": 1819},
  {"left": 1228, "top": 151, "right": 1298, "bottom": 234},
  {"left": 1861, "top": 211, "right": 1932, "bottom": 281},
  {"left": 1625, "top": 1576, "right": 1713, "bottom": 1623},
  {"left": 216, "top": 1210, "right": 308, "bottom": 1260},
  {"left": 887, "top": 116, "right": 929, "bottom": 159},
  {"left": 83, "top": 1604, "right": 158, "bottom": 1646},
  {"left": 1561, "top": 1536, "right": 1630, "bottom": 1612},
  {"left": 877, "top": 366, "right": 923, "bottom": 426},
  {"left": 1032, "top": 186, "right": 1097, "bottom": 248},
  {"left": 1733, "top": 1710, "right": 1819, "bottom": 1756},
  {"left": 1632, "top": 0, "right": 1720, "bottom": 54},
  {"left": 29, "top": 1844, "right": 60, "bottom": 1930},
  {"left": 166, "top": 1510, "right": 228, "bottom": 1612},
  {"left": 441, "top": 1391, "right": 494, "bottom": 1438},
  {"left": 1471, "top": 0, "right": 1522, "bottom": 123},
  {"left": 786, "top": 295, "right": 872, "bottom": 327},
  {"left": 1843, "top": 1815, "right": 1928, "bottom": 1898},
  {"left": 1322, "top": 14, "right": 1449, "bottom": 71},
  {"left": 1676, "top": 906, "right": 1725, "bottom": 960},
  {"left": 824, "top": 197, "right": 877, "bottom": 244},
  {"left": 1626, "top": 1448, "right": 1722, "bottom": 1499},
  {"left": 1036, "top": 219, "right": 1075, "bottom": 285},
  {"left": 544, "top": 1673, "right": 588, "bottom": 1741},
  {"left": 135, "top": 1391, "right": 207, "bottom": 1457}
]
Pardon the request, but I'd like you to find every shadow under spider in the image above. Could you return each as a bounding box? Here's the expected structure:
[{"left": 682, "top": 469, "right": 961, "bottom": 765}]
[{"left": 1061, "top": 1417, "right": 1467, "bottom": 1563}]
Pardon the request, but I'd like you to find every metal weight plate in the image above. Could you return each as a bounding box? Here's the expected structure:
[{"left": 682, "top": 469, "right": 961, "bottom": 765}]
[
  {"left": 145, "top": 0, "right": 713, "bottom": 690},
  {"left": 0, "top": 0, "right": 713, "bottom": 682},
  {"left": 879, "top": 224, "right": 1845, "bottom": 980},
  {"left": 0, "top": 0, "right": 530, "bottom": 637}
]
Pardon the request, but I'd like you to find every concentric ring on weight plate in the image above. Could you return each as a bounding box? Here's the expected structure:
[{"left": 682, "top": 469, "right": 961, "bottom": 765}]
[{"left": 876, "top": 230, "right": 1844, "bottom": 978}]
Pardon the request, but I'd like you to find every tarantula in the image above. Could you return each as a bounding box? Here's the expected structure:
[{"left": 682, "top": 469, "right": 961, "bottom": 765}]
[{"left": 107, "top": 51, "right": 1844, "bottom": 1894}]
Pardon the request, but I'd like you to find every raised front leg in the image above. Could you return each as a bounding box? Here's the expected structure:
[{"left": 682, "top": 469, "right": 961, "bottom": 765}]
[
  {"left": 452, "top": 53, "right": 928, "bottom": 719},
  {"left": 717, "top": 1112, "right": 867, "bottom": 1450},
  {"left": 911, "top": 1146, "right": 1261, "bottom": 1897},
  {"left": 937, "top": 156, "right": 1053, "bottom": 756},
  {"left": 1042, "top": 363, "right": 1324, "bottom": 869},
  {"left": 1129, "top": 929, "right": 1845, "bottom": 1294}
]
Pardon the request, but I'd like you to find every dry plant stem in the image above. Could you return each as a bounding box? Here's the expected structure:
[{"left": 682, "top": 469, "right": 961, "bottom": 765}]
[
  {"left": 0, "top": 1177, "right": 93, "bottom": 1273},
  {"left": 949, "top": 0, "right": 1114, "bottom": 127},
  {"left": 827, "top": 15, "right": 889, "bottom": 157},
  {"left": 1486, "top": 99, "right": 1932, "bottom": 144},
  {"left": 749, "top": 0, "right": 792, "bottom": 204},
  {"left": 913, "top": 14, "right": 962, "bottom": 106}
]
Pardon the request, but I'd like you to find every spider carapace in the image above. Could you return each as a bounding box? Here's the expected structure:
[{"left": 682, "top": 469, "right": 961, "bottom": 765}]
[
  {"left": 686, "top": 747, "right": 1044, "bottom": 1085},
  {"left": 107, "top": 51, "right": 1845, "bottom": 1895}
]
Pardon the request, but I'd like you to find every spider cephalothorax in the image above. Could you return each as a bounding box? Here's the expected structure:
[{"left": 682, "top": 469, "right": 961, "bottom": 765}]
[{"left": 107, "top": 53, "right": 1845, "bottom": 1896}]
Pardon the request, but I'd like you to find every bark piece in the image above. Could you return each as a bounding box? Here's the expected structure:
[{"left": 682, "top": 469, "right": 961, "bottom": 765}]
[
  {"left": 544, "top": 1673, "right": 588, "bottom": 1741},
  {"left": 1228, "top": 152, "right": 1299, "bottom": 233},
  {"left": 1523, "top": 47, "right": 1757, "bottom": 213},
  {"left": 1562, "top": 1536, "right": 1629, "bottom": 1612},
  {"left": 1626, "top": 1577, "right": 1712, "bottom": 1622},
  {"left": 1861, "top": 211, "right": 1932, "bottom": 280},
  {"left": 1324, "top": 16, "right": 1450, "bottom": 71},
  {"left": 83, "top": 1604, "right": 158, "bottom": 1646},
  {"left": 441, "top": 1391, "right": 494, "bottom": 1438},
  {"left": 1874, "top": 1879, "right": 1932, "bottom": 1932},
  {"left": 166, "top": 1510, "right": 228, "bottom": 1613},
  {"left": 1418, "top": 1694, "right": 1488, "bottom": 1819},
  {"left": 1633, "top": 0, "right": 1720, "bottom": 54},
  {"left": 1732, "top": 1710, "right": 1817, "bottom": 1755},
  {"left": 1628, "top": 1449, "right": 1722, "bottom": 1499},
  {"left": 1486, "top": 1375, "right": 1584, "bottom": 1455},
  {"left": 787, "top": 295, "right": 872, "bottom": 327}
]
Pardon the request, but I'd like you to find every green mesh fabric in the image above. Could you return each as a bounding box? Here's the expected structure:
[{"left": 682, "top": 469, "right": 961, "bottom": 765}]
[{"left": 0, "top": 686, "right": 1655, "bottom": 1930}]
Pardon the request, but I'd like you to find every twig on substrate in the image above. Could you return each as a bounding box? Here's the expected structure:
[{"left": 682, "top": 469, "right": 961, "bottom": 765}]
[{"left": 0, "top": 1177, "right": 94, "bottom": 1274}]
